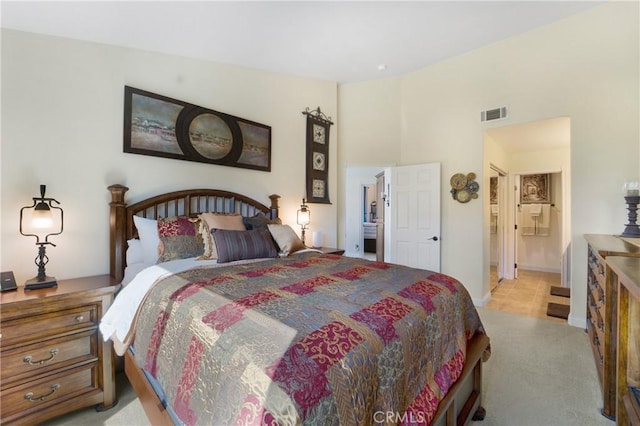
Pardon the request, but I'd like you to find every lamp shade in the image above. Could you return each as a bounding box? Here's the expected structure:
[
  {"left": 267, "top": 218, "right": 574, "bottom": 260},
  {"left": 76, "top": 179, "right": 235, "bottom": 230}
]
[
  {"left": 297, "top": 198, "right": 310, "bottom": 226},
  {"left": 32, "top": 202, "right": 53, "bottom": 229},
  {"left": 297, "top": 208, "right": 310, "bottom": 226},
  {"left": 623, "top": 180, "right": 640, "bottom": 196}
]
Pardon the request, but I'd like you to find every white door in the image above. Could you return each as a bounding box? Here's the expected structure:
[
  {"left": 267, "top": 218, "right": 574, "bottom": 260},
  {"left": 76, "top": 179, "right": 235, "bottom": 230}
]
[{"left": 386, "top": 163, "right": 441, "bottom": 271}]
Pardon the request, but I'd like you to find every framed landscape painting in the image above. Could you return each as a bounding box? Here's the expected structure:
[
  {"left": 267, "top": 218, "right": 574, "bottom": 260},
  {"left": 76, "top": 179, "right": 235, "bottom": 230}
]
[{"left": 124, "top": 86, "right": 271, "bottom": 172}]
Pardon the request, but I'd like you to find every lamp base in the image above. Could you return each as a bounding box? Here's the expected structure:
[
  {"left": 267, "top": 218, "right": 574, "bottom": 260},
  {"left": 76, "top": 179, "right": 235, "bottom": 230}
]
[
  {"left": 622, "top": 195, "right": 640, "bottom": 238},
  {"left": 24, "top": 275, "right": 57, "bottom": 290},
  {"left": 621, "top": 227, "right": 640, "bottom": 238}
]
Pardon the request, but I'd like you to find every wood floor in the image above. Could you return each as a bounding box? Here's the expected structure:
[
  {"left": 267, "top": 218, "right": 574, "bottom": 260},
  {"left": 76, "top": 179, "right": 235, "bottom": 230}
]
[{"left": 486, "top": 268, "right": 569, "bottom": 324}]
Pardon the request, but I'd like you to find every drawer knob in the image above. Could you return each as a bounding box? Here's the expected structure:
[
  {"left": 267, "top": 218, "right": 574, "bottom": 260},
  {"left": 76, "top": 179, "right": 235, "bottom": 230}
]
[
  {"left": 24, "top": 348, "right": 58, "bottom": 365},
  {"left": 24, "top": 383, "right": 60, "bottom": 402},
  {"left": 75, "top": 315, "right": 84, "bottom": 322}
]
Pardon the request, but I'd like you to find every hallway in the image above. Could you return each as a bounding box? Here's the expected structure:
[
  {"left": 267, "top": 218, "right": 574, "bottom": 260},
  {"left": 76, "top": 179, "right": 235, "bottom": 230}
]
[{"left": 486, "top": 269, "right": 569, "bottom": 324}]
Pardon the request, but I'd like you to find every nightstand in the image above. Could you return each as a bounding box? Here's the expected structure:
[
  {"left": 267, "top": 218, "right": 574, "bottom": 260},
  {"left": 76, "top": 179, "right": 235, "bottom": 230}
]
[
  {"left": 0, "top": 275, "right": 119, "bottom": 425},
  {"left": 315, "top": 247, "right": 345, "bottom": 255}
]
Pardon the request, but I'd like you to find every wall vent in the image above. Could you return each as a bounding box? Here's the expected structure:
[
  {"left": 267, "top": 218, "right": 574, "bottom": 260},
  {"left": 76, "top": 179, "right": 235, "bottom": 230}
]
[{"left": 481, "top": 106, "right": 508, "bottom": 122}]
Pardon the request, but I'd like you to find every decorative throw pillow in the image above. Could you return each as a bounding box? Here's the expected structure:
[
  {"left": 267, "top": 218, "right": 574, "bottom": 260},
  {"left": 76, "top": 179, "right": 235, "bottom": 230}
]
[
  {"left": 156, "top": 216, "right": 204, "bottom": 263},
  {"left": 198, "top": 213, "right": 246, "bottom": 259},
  {"left": 243, "top": 212, "right": 282, "bottom": 230},
  {"left": 133, "top": 215, "right": 160, "bottom": 264},
  {"left": 211, "top": 228, "right": 278, "bottom": 263},
  {"left": 267, "top": 224, "right": 307, "bottom": 256}
]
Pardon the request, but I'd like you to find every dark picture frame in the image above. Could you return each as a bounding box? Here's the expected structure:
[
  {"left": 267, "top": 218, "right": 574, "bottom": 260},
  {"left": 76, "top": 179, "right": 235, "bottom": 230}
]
[
  {"left": 490, "top": 177, "right": 498, "bottom": 204},
  {"left": 303, "top": 107, "right": 332, "bottom": 204},
  {"left": 123, "top": 86, "right": 271, "bottom": 172},
  {"left": 520, "top": 173, "right": 551, "bottom": 204}
]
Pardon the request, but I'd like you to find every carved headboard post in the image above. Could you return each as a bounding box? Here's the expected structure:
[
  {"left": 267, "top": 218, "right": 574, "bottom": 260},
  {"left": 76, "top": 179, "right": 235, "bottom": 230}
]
[
  {"left": 269, "top": 194, "right": 280, "bottom": 220},
  {"left": 108, "top": 184, "right": 129, "bottom": 282}
]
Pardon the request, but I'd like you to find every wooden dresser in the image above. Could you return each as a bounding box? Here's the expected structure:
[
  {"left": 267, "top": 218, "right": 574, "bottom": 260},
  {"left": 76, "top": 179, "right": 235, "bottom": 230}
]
[
  {"left": 584, "top": 235, "right": 640, "bottom": 420},
  {"left": 0, "top": 275, "right": 119, "bottom": 425},
  {"left": 607, "top": 256, "right": 640, "bottom": 425}
]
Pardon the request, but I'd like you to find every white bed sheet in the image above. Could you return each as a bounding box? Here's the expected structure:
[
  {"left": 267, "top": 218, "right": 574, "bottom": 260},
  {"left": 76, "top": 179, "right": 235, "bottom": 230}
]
[
  {"left": 122, "top": 262, "right": 149, "bottom": 286},
  {"left": 100, "top": 257, "right": 219, "bottom": 353}
]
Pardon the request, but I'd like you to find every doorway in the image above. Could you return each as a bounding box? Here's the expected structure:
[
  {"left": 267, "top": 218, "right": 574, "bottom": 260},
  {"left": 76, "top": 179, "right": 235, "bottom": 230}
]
[
  {"left": 344, "top": 163, "right": 442, "bottom": 272},
  {"left": 514, "top": 171, "right": 565, "bottom": 281},
  {"left": 362, "top": 183, "right": 377, "bottom": 261},
  {"left": 489, "top": 165, "right": 507, "bottom": 291},
  {"left": 484, "top": 117, "right": 571, "bottom": 319},
  {"left": 344, "top": 166, "right": 384, "bottom": 259}
]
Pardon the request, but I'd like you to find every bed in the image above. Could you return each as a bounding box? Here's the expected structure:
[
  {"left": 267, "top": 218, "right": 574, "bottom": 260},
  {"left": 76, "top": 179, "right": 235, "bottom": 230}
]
[{"left": 102, "top": 184, "right": 490, "bottom": 425}]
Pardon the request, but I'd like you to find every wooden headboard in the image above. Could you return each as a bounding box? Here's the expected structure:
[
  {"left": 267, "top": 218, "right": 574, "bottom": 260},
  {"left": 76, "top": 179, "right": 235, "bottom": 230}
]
[{"left": 108, "top": 184, "right": 280, "bottom": 283}]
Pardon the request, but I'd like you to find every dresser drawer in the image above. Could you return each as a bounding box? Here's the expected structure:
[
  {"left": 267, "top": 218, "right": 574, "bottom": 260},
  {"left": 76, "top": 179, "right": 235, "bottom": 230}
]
[
  {"left": 0, "top": 363, "right": 98, "bottom": 419},
  {"left": 1, "top": 330, "right": 96, "bottom": 386},
  {"left": 0, "top": 305, "right": 97, "bottom": 347}
]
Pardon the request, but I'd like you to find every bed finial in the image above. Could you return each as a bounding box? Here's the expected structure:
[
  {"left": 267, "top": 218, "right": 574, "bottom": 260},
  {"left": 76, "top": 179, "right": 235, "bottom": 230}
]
[
  {"left": 269, "top": 194, "right": 280, "bottom": 219},
  {"left": 108, "top": 184, "right": 129, "bottom": 205}
]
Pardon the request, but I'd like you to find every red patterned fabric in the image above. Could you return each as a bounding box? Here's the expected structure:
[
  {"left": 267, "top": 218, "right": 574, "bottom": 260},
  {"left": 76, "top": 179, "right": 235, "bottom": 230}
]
[
  {"left": 132, "top": 252, "right": 489, "bottom": 425},
  {"left": 157, "top": 216, "right": 203, "bottom": 263}
]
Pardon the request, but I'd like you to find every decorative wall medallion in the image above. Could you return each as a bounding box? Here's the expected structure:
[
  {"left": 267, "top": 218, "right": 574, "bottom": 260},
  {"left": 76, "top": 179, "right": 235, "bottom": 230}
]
[
  {"left": 450, "top": 172, "right": 479, "bottom": 203},
  {"left": 312, "top": 179, "right": 326, "bottom": 198},
  {"left": 313, "top": 124, "right": 326, "bottom": 144},
  {"left": 312, "top": 152, "right": 325, "bottom": 171}
]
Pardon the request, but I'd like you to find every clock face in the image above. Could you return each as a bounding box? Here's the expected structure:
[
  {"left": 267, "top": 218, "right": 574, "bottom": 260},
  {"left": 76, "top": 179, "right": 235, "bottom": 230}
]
[
  {"left": 312, "top": 152, "right": 325, "bottom": 171},
  {"left": 312, "top": 179, "right": 326, "bottom": 198},
  {"left": 313, "top": 124, "right": 326, "bottom": 144}
]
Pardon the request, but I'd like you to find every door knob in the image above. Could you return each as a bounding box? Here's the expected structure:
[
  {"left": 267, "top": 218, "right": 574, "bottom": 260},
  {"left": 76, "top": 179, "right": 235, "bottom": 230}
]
[{"left": 429, "top": 236, "right": 439, "bottom": 241}]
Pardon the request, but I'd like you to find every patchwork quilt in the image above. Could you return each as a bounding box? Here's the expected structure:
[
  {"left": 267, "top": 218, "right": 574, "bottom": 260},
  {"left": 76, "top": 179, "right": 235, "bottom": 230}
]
[{"left": 133, "top": 253, "right": 489, "bottom": 425}]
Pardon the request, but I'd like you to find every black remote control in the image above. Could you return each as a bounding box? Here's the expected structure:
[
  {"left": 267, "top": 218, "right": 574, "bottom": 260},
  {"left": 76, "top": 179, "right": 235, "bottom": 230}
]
[{"left": 1, "top": 271, "right": 18, "bottom": 292}]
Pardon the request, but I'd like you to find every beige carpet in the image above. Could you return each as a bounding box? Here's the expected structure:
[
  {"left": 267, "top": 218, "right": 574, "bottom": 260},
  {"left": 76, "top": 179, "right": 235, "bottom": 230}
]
[{"left": 43, "top": 308, "right": 614, "bottom": 426}]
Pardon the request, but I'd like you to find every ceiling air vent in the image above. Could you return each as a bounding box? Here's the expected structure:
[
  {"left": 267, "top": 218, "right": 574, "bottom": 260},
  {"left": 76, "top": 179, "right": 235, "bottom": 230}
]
[{"left": 481, "top": 106, "right": 508, "bottom": 122}]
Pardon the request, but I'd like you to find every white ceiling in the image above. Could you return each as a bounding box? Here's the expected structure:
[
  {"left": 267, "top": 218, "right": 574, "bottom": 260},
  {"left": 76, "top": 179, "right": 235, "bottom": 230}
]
[
  {"left": 1, "top": 1, "right": 602, "bottom": 84},
  {"left": 2, "top": 1, "right": 582, "bottom": 152}
]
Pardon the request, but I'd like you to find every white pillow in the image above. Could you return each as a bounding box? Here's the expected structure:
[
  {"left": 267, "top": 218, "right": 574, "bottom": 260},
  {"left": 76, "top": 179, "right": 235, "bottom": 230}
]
[
  {"left": 133, "top": 215, "right": 160, "bottom": 264},
  {"left": 126, "top": 238, "right": 144, "bottom": 265}
]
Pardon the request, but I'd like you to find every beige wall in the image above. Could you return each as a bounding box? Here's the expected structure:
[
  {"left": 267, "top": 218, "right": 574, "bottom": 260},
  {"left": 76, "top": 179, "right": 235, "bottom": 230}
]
[
  {"left": 338, "top": 2, "right": 639, "bottom": 327},
  {"left": 2, "top": 2, "right": 638, "bottom": 329},
  {"left": 1, "top": 29, "right": 338, "bottom": 284}
]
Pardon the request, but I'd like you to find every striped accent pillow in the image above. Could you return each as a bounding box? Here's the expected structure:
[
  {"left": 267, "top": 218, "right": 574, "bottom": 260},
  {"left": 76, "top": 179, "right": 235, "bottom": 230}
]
[{"left": 211, "top": 228, "right": 278, "bottom": 263}]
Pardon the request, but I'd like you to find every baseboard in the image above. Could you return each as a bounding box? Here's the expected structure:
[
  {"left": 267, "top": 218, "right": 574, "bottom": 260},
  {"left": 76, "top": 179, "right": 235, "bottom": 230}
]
[
  {"left": 518, "top": 265, "right": 562, "bottom": 274},
  {"left": 473, "top": 292, "right": 492, "bottom": 307},
  {"left": 568, "top": 313, "right": 587, "bottom": 329}
]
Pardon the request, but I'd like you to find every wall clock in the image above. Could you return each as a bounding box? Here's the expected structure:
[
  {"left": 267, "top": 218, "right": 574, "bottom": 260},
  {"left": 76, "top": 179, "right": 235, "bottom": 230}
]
[{"left": 302, "top": 107, "right": 333, "bottom": 204}]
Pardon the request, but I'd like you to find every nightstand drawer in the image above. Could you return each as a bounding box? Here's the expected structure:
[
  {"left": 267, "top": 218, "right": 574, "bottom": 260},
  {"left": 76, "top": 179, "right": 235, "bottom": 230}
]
[
  {"left": 1, "top": 363, "right": 98, "bottom": 419},
  {"left": 1, "top": 330, "right": 96, "bottom": 386},
  {"left": 0, "top": 305, "right": 97, "bottom": 347}
]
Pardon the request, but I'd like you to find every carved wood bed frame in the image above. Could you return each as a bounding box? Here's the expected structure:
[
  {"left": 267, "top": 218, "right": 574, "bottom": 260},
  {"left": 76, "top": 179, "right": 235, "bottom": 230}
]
[{"left": 107, "top": 184, "right": 488, "bottom": 426}]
